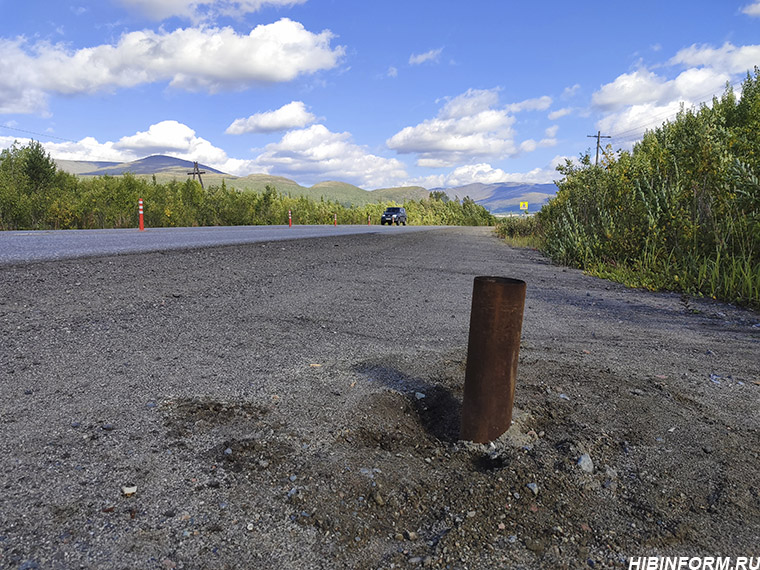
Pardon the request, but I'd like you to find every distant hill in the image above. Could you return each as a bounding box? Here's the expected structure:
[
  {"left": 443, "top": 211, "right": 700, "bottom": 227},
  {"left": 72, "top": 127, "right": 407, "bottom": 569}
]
[
  {"left": 442, "top": 182, "right": 558, "bottom": 214},
  {"left": 229, "top": 174, "right": 307, "bottom": 195},
  {"left": 61, "top": 155, "right": 226, "bottom": 176},
  {"left": 371, "top": 186, "right": 430, "bottom": 203},
  {"left": 55, "top": 159, "right": 121, "bottom": 175},
  {"left": 54, "top": 155, "right": 558, "bottom": 213}
]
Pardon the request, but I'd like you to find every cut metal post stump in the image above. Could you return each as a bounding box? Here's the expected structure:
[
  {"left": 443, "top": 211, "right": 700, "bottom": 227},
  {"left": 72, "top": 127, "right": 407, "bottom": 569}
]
[{"left": 460, "top": 276, "right": 526, "bottom": 444}]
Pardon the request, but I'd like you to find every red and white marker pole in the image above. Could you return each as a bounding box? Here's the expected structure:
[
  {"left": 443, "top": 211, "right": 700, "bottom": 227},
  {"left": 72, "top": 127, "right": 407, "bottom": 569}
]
[
  {"left": 288, "top": 209, "right": 292, "bottom": 228},
  {"left": 138, "top": 198, "right": 144, "bottom": 231},
  {"left": 368, "top": 214, "right": 371, "bottom": 226},
  {"left": 334, "top": 213, "right": 337, "bottom": 227}
]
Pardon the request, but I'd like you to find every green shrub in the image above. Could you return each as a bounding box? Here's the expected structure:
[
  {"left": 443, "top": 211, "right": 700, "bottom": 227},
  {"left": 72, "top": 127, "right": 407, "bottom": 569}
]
[{"left": 537, "top": 68, "right": 760, "bottom": 309}]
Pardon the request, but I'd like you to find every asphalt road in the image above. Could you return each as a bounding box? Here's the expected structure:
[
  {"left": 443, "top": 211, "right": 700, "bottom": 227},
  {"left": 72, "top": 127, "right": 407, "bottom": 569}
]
[{"left": 0, "top": 224, "right": 440, "bottom": 265}]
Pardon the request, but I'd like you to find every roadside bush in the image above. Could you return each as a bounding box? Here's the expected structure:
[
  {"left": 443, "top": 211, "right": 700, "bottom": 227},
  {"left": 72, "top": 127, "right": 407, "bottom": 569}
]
[
  {"left": 494, "top": 216, "right": 544, "bottom": 248},
  {"left": 538, "top": 69, "right": 760, "bottom": 309}
]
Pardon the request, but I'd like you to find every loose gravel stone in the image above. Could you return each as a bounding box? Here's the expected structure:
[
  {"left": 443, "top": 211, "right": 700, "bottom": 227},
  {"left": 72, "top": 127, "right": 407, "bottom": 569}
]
[{"left": 578, "top": 454, "right": 594, "bottom": 473}]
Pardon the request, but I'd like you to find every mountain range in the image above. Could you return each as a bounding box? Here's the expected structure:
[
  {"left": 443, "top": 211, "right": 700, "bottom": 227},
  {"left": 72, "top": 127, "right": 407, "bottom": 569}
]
[{"left": 54, "top": 155, "right": 558, "bottom": 215}]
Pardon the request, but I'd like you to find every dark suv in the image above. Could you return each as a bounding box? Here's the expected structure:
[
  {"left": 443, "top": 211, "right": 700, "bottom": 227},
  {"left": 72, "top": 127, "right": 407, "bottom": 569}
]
[{"left": 381, "top": 207, "right": 407, "bottom": 225}]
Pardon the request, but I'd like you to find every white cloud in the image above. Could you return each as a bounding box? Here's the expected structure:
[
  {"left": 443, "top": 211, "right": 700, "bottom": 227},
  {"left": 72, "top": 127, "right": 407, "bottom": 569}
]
[
  {"left": 3, "top": 119, "right": 408, "bottom": 184},
  {"left": 591, "top": 56, "right": 734, "bottom": 139},
  {"left": 0, "top": 135, "right": 134, "bottom": 163},
  {"left": 519, "top": 135, "right": 556, "bottom": 153},
  {"left": 669, "top": 42, "right": 760, "bottom": 75},
  {"left": 4, "top": 119, "right": 405, "bottom": 184},
  {"left": 593, "top": 44, "right": 756, "bottom": 136},
  {"left": 0, "top": 19, "right": 344, "bottom": 114},
  {"left": 562, "top": 84, "right": 580, "bottom": 99},
  {"left": 596, "top": 100, "right": 683, "bottom": 142},
  {"left": 387, "top": 66, "right": 398, "bottom": 78},
  {"left": 114, "top": 120, "right": 225, "bottom": 163},
  {"left": 226, "top": 101, "right": 316, "bottom": 134},
  {"left": 548, "top": 107, "right": 572, "bottom": 120},
  {"left": 592, "top": 69, "right": 670, "bottom": 111},
  {"left": 387, "top": 88, "right": 552, "bottom": 167},
  {"left": 409, "top": 48, "right": 443, "bottom": 65},
  {"left": 505, "top": 96, "right": 552, "bottom": 113},
  {"left": 742, "top": 2, "right": 760, "bottom": 16},
  {"left": 544, "top": 125, "right": 559, "bottom": 139},
  {"left": 445, "top": 163, "right": 511, "bottom": 186},
  {"left": 255, "top": 124, "right": 408, "bottom": 188},
  {"left": 112, "top": 120, "right": 260, "bottom": 174},
  {"left": 5, "top": 120, "right": 256, "bottom": 175},
  {"left": 409, "top": 157, "right": 567, "bottom": 188},
  {"left": 387, "top": 88, "right": 515, "bottom": 167},
  {"left": 119, "top": 0, "right": 308, "bottom": 22}
]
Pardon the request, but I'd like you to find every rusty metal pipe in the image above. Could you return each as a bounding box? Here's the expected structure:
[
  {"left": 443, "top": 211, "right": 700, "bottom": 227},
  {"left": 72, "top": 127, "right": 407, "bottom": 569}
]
[{"left": 460, "top": 276, "right": 526, "bottom": 443}]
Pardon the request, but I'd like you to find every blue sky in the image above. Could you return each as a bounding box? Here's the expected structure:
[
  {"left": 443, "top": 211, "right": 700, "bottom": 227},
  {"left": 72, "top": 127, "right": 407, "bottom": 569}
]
[{"left": 1, "top": 1, "right": 759, "bottom": 189}]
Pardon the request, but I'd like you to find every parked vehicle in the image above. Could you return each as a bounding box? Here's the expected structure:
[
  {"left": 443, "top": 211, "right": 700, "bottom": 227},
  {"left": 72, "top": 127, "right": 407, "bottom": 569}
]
[{"left": 380, "top": 207, "right": 407, "bottom": 226}]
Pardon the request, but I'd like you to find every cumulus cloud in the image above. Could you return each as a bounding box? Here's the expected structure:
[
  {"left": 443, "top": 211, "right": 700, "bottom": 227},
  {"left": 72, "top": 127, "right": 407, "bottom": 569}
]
[
  {"left": 742, "top": 2, "right": 760, "bottom": 16},
  {"left": 548, "top": 107, "right": 572, "bottom": 120},
  {"left": 592, "top": 64, "right": 731, "bottom": 139},
  {"left": 119, "top": 0, "right": 308, "bottom": 22},
  {"left": 7, "top": 120, "right": 256, "bottom": 175},
  {"left": 592, "top": 69, "right": 670, "bottom": 111},
  {"left": 0, "top": 134, "right": 135, "bottom": 163},
  {"left": 254, "top": 124, "right": 408, "bottom": 188},
  {"left": 113, "top": 120, "right": 261, "bottom": 174},
  {"left": 591, "top": 40, "right": 760, "bottom": 141},
  {"left": 562, "top": 84, "right": 580, "bottom": 99},
  {"left": 410, "top": 157, "right": 567, "bottom": 188},
  {"left": 386, "top": 88, "right": 552, "bottom": 167},
  {"left": 596, "top": 101, "right": 683, "bottom": 142},
  {"left": 113, "top": 120, "right": 226, "bottom": 163},
  {"left": 505, "top": 96, "right": 552, "bottom": 113},
  {"left": 446, "top": 163, "right": 510, "bottom": 186},
  {"left": 0, "top": 19, "right": 344, "bottom": 114},
  {"left": 669, "top": 42, "right": 760, "bottom": 74},
  {"left": 409, "top": 48, "right": 443, "bottom": 65},
  {"left": 8, "top": 118, "right": 406, "bottom": 184},
  {"left": 226, "top": 101, "right": 316, "bottom": 134}
]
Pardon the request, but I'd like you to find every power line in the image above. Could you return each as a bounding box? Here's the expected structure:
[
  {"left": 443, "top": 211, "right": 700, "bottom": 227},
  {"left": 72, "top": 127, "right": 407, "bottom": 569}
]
[
  {"left": 0, "top": 123, "right": 147, "bottom": 166},
  {"left": 0, "top": 124, "right": 79, "bottom": 144},
  {"left": 0, "top": 123, "right": 122, "bottom": 164}
]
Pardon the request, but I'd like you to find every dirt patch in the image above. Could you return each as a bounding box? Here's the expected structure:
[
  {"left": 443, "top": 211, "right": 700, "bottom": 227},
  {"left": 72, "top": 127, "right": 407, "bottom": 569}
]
[{"left": 155, "top": 353, "right": 760, "bottom": 569}]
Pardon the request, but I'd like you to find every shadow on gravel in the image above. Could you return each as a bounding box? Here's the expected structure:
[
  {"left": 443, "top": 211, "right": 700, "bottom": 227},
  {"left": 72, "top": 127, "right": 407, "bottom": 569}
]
[{"left": 353, "top": 363, "right": 462, "bottom": 443}]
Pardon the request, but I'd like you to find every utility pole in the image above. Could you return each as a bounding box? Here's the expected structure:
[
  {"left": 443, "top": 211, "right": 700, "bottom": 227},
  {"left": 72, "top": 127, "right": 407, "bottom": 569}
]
[
  {"left": 587, "top": 131, "right": 611, "bottom": 167},
  {"left": 187, "top": 161, "right": 206, "bottom": 188}
]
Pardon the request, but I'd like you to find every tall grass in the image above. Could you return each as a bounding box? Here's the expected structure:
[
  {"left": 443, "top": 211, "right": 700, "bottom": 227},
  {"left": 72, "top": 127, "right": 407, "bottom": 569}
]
[{"left": 494, "top": 216, "right": 544, "bottom": 249}]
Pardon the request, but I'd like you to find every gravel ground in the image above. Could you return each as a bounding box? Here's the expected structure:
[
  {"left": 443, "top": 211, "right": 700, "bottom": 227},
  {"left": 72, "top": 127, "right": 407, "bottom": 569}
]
[{"left": 1, "top": 226, "right": 759, "bottom": 569}]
